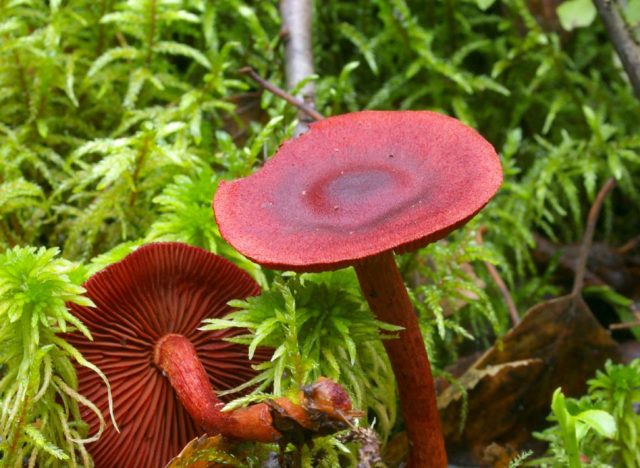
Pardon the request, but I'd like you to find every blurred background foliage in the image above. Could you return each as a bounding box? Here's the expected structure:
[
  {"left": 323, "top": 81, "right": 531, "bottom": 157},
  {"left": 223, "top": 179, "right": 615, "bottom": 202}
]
[{"left": 1, "top": 0, "right": 639, "bottom": 465}]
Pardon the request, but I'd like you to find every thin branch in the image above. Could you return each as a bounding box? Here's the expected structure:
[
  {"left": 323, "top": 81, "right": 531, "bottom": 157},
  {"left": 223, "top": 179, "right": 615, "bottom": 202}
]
[
  {"left": 280, "top": 0, "right": 316, "bottom": 134},
  {"left": 594, "top": 0, "right": 640, "bottom": 99},
  {"left": 572, "top": 178, "right": 617, "bottom": 295},
  {"left": 610, "top": 320, "right": 640, "bottom": 330},
  {"left": 610, "top": 300, "right": 640, "bottom": 330},
  {"left": 476, "top": 227, "right": 520, "bottom": 325},
  {"left": 239, "top": 67, "right": 324, "bottom": 122},
  {"left": 617, "top": 234, "right": 640, "bottom": 255}
]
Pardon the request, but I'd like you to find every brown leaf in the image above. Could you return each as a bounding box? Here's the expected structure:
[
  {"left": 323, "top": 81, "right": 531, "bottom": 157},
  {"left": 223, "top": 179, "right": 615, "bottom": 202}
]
[
  {"left": 438, "top": 359, "right": 544, "bottom": 449},
  {"left": 474, "top": 294, "right": 620, "bottom": 390},
  {"left": 440, "top": 179, "right": 622, "bottom": 463},
  {"left": 439, "top": 292, "right": 620, "bottom": 461}
]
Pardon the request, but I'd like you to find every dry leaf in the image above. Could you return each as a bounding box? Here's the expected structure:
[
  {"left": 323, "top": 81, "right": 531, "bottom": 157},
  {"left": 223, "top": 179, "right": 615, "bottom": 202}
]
[{"left": 439, "top": 292, "right": 620, "bottom": 461}]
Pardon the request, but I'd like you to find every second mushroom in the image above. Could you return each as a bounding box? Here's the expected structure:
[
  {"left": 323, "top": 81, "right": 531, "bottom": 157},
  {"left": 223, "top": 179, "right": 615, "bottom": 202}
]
[
  {"left": 65, "top": 242, "right": 269, "bottom": 466},
  {"left": 213, "top": 111, "right": 503, "bottom": 467},
  {"left": 67, "top": 242, "right": 356, "bottom": 467}
]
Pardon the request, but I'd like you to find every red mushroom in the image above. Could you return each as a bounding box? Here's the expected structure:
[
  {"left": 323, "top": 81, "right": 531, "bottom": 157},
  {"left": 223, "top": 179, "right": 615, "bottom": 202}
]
[
  {"left": 65, "top": 242, "right": 269, "bottom": 467},
  {"left": 213, "top": 110, "right": 503, "bottom": 467}
]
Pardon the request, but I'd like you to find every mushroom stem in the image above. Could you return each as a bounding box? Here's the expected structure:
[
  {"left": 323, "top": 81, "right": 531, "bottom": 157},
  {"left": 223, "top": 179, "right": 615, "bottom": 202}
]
[
  {"left": 154, "top": 334, "right": 350, "bottom": 444},
  {"left": 354, "top": 251, "right": 447, "bottom": 468},
  {"left": 154, "top": 333, "right": 228, "bottom": 431},
  {"left": 154, "top": 334, "right": 281, "bottom": 441}
]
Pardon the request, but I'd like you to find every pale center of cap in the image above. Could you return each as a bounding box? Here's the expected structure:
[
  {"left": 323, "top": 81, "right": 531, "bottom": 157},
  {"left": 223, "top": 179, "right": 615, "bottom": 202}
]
[{"left": 326, "top": 169, "right": 393, "bottom": 204}]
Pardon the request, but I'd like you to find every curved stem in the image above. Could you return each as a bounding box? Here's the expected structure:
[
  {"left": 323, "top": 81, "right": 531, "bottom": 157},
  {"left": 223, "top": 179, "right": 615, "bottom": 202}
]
[
  {"left": 154, "top": 334, "right": 228, "bottom": 431},
  {"left": 153, "top": 334, "right": 293, "bottom": 442},
  {"left": 572, "top": 178, "right": 616, "bottom": 296},
  {"left": 476, "top": 227, "right": 519, "bottom": 325},
  {"left": 354, "top": 252, "right": 447, "bottom": 468}
]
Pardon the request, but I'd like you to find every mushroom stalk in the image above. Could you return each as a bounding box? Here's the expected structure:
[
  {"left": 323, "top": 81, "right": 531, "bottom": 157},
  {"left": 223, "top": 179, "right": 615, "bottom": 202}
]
[
  {"left": 155, "top": 333, "right": 282, "bottom": 441},
  {"left": 154, "top": 333, "right": 352, "bottom": 444},
  {"left": 154, "top": 333, "right": 228, "bottom": 431},
  {"left": 354, "top": 252, "right": 447, "bottom": 468}
]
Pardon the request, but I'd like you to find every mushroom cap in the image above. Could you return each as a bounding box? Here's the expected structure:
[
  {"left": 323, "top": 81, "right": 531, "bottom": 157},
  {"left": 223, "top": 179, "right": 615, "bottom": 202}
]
[
  {"left": 65, "top": 242, "right": 266, "bottom": 468},
  {"left": 214, "top": 111, "right": 502, "bottom": 272}
]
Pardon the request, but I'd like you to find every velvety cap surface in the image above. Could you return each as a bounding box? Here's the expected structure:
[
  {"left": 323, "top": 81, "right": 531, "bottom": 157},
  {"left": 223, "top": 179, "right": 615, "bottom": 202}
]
[
  {"left": 214, "top": 111, "right": 502, "bottom": 271},
  {"left": 65, "top": 242, "right": 265, "bottom": 468}
]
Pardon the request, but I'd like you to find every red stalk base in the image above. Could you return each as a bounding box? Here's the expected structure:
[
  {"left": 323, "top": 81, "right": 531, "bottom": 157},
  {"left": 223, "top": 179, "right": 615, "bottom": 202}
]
[{"left": 354, "top": 252, "right": 447, "bottom": 468}]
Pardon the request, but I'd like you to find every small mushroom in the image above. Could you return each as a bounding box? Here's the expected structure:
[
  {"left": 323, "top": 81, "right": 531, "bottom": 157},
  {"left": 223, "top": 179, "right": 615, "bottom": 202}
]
[
  {"left": 65, "top": 242, "right": 268, "bottom": 467},
  {"left": 213, "top": 111, "right": 502, "bottom": 467}
]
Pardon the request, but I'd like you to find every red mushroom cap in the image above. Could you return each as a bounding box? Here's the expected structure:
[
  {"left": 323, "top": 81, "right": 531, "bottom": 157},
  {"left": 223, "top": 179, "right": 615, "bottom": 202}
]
[
  {"left": 214, "top": 111, "right": 502, "bottom": 271},
  {"left": 65, "top": 242, "right": 265, "bottom": 468}
]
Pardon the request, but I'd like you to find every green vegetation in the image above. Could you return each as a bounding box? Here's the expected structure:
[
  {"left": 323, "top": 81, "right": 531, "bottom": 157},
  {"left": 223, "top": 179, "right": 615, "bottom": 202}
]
[
  {"left": 535, "top": 360, "right": 640, "bottom": 467},
  {"left": 204, "top": 270, "right": 400, "bottom": 441},
  {"left": 0, "top": 247, "right": 114, "bottom": 466},
  {"left": 1, "top": 0, "right": 639, "bottom": 465}
]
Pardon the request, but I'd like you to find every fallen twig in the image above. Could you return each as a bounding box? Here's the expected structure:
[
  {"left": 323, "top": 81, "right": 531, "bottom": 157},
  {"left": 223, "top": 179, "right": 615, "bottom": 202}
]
[
  {"left": 610, "top": 300, "right": 640, "bottom": 330},
  {"left": 572, "top": 177, "right": 617, "bottom": 295},
  {"left": 476, "top": 227, "right": 520, "bottom": 325},
  {"left": 617, "top": 234, "right": 640, "bottom": 255},
  {"left": 239, "top": 67, "right": 324, "bottom": 122},
  {"left": 610, "top": 320, "right": 640, "bottom": 330}
]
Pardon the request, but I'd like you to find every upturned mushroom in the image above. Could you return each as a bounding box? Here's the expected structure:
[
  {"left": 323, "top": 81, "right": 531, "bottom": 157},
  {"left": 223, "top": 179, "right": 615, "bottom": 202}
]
[
  {"left": 213, "top": 110, "right": 503, "bottom": 467},
  {"left": 65, "top": 242, "right": 270, "bottom": 467}
]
